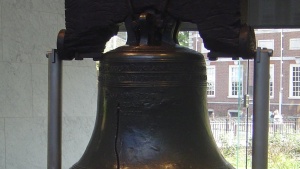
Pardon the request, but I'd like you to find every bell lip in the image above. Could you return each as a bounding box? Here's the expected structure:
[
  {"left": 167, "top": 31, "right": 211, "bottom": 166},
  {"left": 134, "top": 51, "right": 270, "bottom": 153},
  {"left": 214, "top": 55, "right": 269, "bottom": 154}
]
[{"left": 70, "top": 163, "right": 87, "bottom": 169}]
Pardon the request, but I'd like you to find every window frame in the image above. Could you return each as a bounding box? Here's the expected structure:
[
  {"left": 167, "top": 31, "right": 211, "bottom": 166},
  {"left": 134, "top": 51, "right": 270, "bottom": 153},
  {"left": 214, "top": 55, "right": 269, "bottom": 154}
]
[
  {"left": 228, "top": 65, "right": 243, "bottom": 98},
  {"left": 289, "top": 38, "right": 300, "bottom": 50},
  {"left": 257, "top": 39, "right": 275, "bottom": 50},
  {"left": 206, "top": 65, "right": 216, "bottom": 97},
  {"left": 289, "top": 64, "right": 300, "bottom": 99}
]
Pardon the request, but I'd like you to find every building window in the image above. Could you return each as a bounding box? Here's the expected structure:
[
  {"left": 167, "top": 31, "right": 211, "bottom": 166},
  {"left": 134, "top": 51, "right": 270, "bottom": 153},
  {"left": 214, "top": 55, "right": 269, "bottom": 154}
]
[
  {"left": 208, "top": 109, "right": 214, "bottom": 116},
  {"left": 290, "top": 64, "right": 300, "bottom": 98},
  {"left": 207, "top": 65, "right": 215, "bottom": 97},
  {"left": 258, "top": 39, "right": 274, "bottom": 50},
  {"left": 201, "top": 43, "right": 210, "bottom": 53},
  {"left": 208, "top": 109, "right": 215, "bottom": 121},
  {"left": 229, "top": 65, "right": 243, "bottom": 97},
  {"left": 228, "top": 110, "right": 239, "bottom": 118},
  {"left": 289, "top": 38, "right": 300, "bottom": 50},
  {"left": 270, "top": 64, "right": 274, "bottom": 98}
]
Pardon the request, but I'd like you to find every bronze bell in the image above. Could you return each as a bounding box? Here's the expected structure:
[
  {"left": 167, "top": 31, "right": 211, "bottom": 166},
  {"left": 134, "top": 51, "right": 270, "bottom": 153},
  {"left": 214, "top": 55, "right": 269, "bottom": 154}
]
[{"left": 71, "top": 11, "right": 234, "bottom": 169}]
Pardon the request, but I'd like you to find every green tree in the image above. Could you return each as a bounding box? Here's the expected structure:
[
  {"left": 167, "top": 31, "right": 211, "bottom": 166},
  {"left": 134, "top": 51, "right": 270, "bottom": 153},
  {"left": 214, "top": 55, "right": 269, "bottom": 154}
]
[{"left": 178, "top": 31, "right": 189, "bottom": 47}]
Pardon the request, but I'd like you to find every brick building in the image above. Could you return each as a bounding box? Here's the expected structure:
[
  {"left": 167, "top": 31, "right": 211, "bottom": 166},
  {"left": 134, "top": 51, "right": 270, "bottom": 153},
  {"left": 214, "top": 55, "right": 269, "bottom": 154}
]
[{"left": 189, "top": 29, "right": 300, "bottom": 118}]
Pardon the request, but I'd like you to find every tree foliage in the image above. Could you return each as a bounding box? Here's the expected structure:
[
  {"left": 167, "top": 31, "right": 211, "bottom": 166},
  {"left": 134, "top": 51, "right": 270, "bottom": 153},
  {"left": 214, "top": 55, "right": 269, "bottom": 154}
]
[{"left": 178, "top": 31, "right": 189, "bottom": 47}]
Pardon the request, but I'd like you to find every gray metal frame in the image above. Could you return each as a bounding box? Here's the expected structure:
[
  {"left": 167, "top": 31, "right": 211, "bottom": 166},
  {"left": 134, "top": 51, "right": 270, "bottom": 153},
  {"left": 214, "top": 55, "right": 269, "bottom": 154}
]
[
  {"left": 252, "top": 47, "right": 273, "bottom": 169},
  {"left": 47, "top": 50, "right": 62, "bottom": 169}
]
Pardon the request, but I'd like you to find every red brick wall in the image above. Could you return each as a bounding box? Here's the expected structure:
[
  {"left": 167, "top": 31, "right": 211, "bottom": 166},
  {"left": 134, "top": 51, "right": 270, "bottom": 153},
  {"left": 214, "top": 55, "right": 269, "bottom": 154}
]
[{"left": 189, "top": 30, "right": 300, "bottom": 117}]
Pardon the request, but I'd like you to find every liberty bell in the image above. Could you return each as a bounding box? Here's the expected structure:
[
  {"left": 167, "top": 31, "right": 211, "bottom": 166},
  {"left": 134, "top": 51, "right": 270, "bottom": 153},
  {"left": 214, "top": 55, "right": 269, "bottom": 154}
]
[{"left": 69, "top": 9, "right": 235, "bottom": 169}]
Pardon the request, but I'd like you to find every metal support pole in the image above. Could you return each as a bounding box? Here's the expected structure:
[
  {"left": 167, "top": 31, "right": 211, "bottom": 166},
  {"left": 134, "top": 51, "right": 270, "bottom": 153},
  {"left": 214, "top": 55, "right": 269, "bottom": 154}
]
[
  {"left": 252, "top": 48, "right": 272, "bottom": 169},
  {"left": 47, "top": 49, "right": 62, "bottom": 169}
]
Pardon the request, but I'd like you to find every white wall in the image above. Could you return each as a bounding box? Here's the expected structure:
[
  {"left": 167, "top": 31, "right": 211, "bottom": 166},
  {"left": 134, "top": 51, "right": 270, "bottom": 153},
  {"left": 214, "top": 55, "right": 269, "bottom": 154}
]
[{"left": 0, "top": 1, "right": 97, "bottom": 168}]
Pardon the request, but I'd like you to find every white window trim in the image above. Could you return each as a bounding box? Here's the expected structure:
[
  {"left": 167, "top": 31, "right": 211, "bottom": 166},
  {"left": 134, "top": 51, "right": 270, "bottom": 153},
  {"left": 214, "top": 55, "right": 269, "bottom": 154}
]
[
  {"left": 207, "top": 65, "right": 216, "bottom": 97},
  {"left": 228, "top": 65, "right": 243, "bottom": 98},
  {"left": 270, "top": 64, "right": 274, "bottom": 98},
  {"left": 257, "top": 39, "right": 275, "bottom": 50},
  {"left": 289, "top": 64, "right": 300, "bottom": 99},
  {"left": 208, "top": 109, "right": 214, "bottom": 113},
  {"left": 289, "top": 38, "right": 300, "bottom": 50}
]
